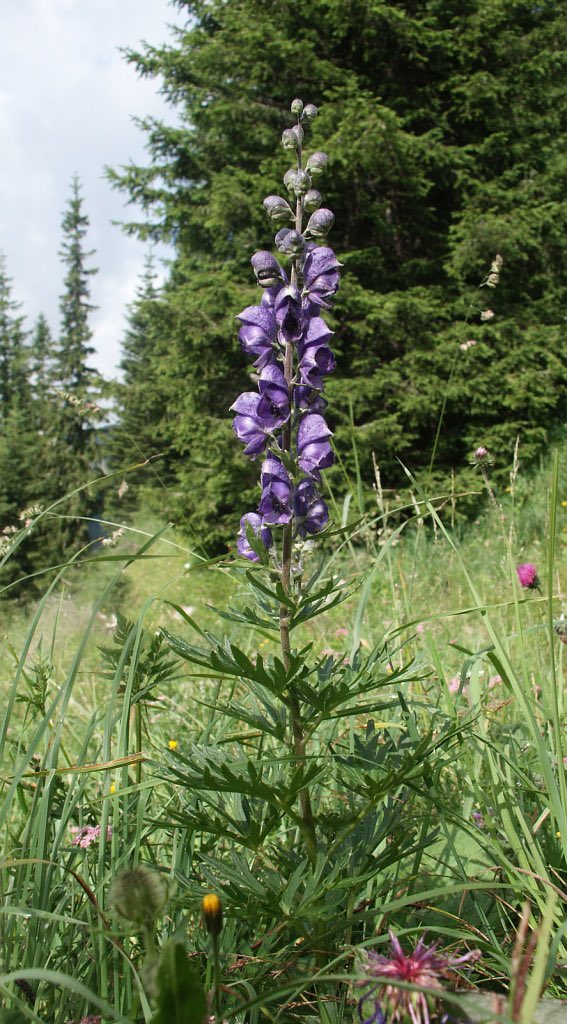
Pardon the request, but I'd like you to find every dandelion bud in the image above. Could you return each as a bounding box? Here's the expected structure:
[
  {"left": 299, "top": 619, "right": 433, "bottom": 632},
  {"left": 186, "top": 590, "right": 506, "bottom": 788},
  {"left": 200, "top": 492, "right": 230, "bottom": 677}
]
[
  {"left": 302, "top": 103, "right": 318, "bottom": 122},
  {"left": 110, "top": 866, "right": 167, "bottom": 926},
  {"left": 275, "top": 229, "right": 305, "bottom": 255},
  {"left": 251, "top": 250, "right": 283, "bottom": 286},
  {"left": 306, "top": 208, "right": 335, "bottom": 237},
  {"left": 306, "top": 151, "right": 328, "bottom": 176},
  {"left": 202, "top": 892, "right": 223, "bottom": 936},
  {"left": 263, "top": 195, "right": 294, "bottom": 223},
  {"left": 291, "top": 97, "right": 303, "bottom": 116},
  {"left": 304, "top": 189, "right": 322, "bottom": 213},
  {"left": 282, "top": 127, "right": 301, "bottom": 151}
]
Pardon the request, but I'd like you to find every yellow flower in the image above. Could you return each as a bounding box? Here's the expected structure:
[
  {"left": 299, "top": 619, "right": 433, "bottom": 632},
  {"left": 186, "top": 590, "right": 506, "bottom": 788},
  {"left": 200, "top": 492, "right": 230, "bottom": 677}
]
[
  {"left": 109, "top": 783, "right": 116, "bottom": 795},
  {"left": 202, "top": 892, "right": 223, "bottom": 935},
  {"left": 561, "top": 501, "right": 567, "bottom": 508},
  {"left": 556, "top": 831, "right": 562, "bottom": 839},
  {"left": 168, "top": 739, "right": 178, "bottom": 751}
]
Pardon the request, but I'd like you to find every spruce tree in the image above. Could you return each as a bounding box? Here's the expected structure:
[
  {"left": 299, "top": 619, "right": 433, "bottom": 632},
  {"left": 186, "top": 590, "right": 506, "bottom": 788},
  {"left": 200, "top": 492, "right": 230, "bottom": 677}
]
[{"left": 109, "top": 0, "right": 567, "bottom": 548}]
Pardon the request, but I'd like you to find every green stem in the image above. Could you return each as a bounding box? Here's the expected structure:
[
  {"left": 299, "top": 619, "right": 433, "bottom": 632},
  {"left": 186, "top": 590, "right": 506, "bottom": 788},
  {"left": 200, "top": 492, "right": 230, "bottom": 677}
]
[{"left": 211, "top": 932, "right": 221, "bottom": 1022}]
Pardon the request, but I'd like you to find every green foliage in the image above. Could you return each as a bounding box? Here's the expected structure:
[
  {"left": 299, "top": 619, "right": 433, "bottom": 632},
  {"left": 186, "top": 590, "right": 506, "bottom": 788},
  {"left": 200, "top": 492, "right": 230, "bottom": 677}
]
[
  {"left": 151, "top": 940, "right": 207, "bottom": 1024},
  {"left": 109, "top": 0, "right": 567, "bottom": 549}
]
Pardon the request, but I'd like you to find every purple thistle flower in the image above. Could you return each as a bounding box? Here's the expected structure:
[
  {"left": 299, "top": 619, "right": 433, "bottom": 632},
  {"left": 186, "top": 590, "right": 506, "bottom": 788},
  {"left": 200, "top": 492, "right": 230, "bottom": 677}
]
[
  {"left": 297, "top": 413, "right": 334, "bottom": 479},
  {"left": 236, "top": 303, "right": 277, "bottom": 368},
  {"left": 357, "top": 931, "right": 481, "bottom": 1024},
  {"left": 516, "top": 562, "right": 540, "bottom": 590},
  {"left": 258, "top": 458, "right": 294, "bottom": 525},
  {"left": 237, "top": 513, "right": 272, "bottom": 562},
  {"left": 302, "top": 245, "right": 341, "bottom": 308},
  {"left": 298, "top": 315, "right": 336, "bottom": 389},
  {"left": 294, "top": 478, "right": 329, "bottom": 536},
  {"left": 230, "top": 391, "right": 279, "bottom": 457}
]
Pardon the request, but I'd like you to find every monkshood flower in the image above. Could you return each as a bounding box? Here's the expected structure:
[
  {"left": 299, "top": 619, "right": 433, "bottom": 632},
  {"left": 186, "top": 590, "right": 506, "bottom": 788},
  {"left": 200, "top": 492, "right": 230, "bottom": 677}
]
[
  {"left": 231, "top": 391, "right": 280, "bottom": 456},
  {"left": 258, "top": 364, "right": 290, "bottom": 424},
  {"left": 293, "top": 384, "right": 328, "bottom": 414},
  {"left": 275, "top": 284, "right": 303, "bottom": 342},
  {"left": 297, "top": 413, "right": 334, "bottom": 479},
  {"left": 516, "top": 562, "right": 540, "bottom": 590},
  {"left": 237, "top": 513, "right": 272, "bottom": 562},
  {"left": 357, "top": 931, "right": 481, "bottom": 1024},
  {"left": 298, "top": 316, "right": 336, "bottom": 389},
  {"left": 303, "top": 245, "right": 342, "bottom": 308},
  {"left": 258, "top": 458, "right": 294, "bottom": 525},
  {"left": 236, "top": 303, "right": 277, "bottom": 368},
  {"left": 294, "top": 478, "right": 329, "bottom": 536}
]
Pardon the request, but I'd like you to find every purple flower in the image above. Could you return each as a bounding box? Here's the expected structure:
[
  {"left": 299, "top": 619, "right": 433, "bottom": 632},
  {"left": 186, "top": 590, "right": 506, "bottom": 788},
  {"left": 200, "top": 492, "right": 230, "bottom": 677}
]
[
  {"left": 298, "top": 316, "right": 336, "bottom": 389},
  {"left": 302, "top": 245, "right": 341, "bottom": 308},
  {"left": 297, "top": 413, "right": 334, "bottom": 479},
  {"left": 294, "top": 478, "right": 329, "bottom": 536},
  {"left": 293, "top": 384, "right": 328, "bottom": 414},
  {"left": 251, "top": 250, "right": 284, "bottom": 287},
  {"left": 236, "top": 303, "right": 277, "bottom": 368},
  {"left": 71, "top": 824, "right": 112, "bottom": 849},
  {"left": 258, "top": 364, "right": 290, "bottom": 426},
  {"left": 237, "top": 513, "right": 272, "bottom": 562},
  {"left": 231, "top": 391, "right": 280, "bottom": 457},
  {"left": 357, "top": 931, "right": 481, "bottom": 1024},
  {"left": 275, "top": 285, "right": 303, "bottom": 342},
  {"left": 258, "top": 458, "right": 294, "bottom": 525},
  {"left": 516, "top": 562, "right": 540, "bottom": 590}
]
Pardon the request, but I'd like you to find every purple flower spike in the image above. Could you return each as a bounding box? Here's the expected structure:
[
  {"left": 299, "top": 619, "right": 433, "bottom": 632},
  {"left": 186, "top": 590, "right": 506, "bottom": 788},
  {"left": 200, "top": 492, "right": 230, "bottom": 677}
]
[
  {"left": 237, "top": 304, "right": 277, "bottom": 368},
  {"left": 297, "top": 413, "right": 334, "bottom": 479},
  {"left": 298, "top": 316, "right": 336, "bottom": 388},
  {"left": 258, "top": 364, "right": 290, "bottom": 426},
  {"left": 294, "top": 478, "right": 329, "bottom": 536},
  {"left": 237, "top": 513, "right": 272, "bottom": 562},
  {"left": 231, "top": 391, "right": 278, "bottom": 457},
  {"left": 258, "top": 458, "right": 294, "bottom": 525},
  {"left": 302, "top": 246, "right": 342, "bottom": 308},
  {"left": 516, "top": 562, "right": 540, "bottom": 590},
  {"left": 275, "top": 285, "right": 303, "bottom": 343}
]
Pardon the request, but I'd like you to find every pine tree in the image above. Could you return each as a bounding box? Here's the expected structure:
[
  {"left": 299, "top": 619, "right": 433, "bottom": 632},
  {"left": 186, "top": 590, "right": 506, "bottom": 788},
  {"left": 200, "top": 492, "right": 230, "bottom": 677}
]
[{"left": 109, "top": 0, "right": 567, "bottom": 547}]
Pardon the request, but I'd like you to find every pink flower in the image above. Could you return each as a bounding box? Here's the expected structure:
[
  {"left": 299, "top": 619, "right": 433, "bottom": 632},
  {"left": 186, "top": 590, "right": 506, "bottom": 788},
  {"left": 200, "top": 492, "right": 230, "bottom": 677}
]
[
  {"left": 516, "top": 563, "right": 539, "bottom": 590},
  {"left": 335, "top": 627, "right": 349, "bottom": 637},
  {"left": 447, "top": 676, "right": 462, "bottom": 694},
  {"left": 357, "top": 931, "right": 481, "bottom": 1024},
  {"left": 415, "top": 623, "right": 425, "bottom": 635},
  {"left": 70, "top": 825, "right": 112, "bottom": 849}
]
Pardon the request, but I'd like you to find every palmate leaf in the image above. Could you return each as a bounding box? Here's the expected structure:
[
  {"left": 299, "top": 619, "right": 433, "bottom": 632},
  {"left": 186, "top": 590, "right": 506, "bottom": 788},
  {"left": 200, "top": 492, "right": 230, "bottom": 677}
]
[{"left": 151, "top": 939, "right": 207, "bottom": 1024}]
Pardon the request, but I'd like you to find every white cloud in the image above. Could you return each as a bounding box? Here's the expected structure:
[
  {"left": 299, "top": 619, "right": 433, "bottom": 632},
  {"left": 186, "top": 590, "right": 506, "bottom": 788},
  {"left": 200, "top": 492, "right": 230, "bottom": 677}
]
[{"left": 0, "top": 0, "right": 181, "bottom": 378}]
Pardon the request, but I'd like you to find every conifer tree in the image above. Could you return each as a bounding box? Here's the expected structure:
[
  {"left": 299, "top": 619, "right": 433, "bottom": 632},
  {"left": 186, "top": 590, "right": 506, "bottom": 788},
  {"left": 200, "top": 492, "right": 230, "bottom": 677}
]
[{"left": 110, "top": 0, "right": 567, "bottom": 547}]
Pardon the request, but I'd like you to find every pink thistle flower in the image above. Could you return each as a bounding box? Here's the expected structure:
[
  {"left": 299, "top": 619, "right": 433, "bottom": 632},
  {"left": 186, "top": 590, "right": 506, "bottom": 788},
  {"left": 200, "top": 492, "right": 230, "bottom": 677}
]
[
  {"left": 357, "top": 931, "right": 481, "bottom": 1024},
  {"left": 70, "top": 824, "right": 112, "bottom": 849},
  {"left": 516, "top": 563, "right": 540, "bottom": 590}
]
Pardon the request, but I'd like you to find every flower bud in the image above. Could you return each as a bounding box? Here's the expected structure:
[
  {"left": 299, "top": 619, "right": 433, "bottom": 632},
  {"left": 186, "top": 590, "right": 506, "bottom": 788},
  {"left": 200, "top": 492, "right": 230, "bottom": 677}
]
[
  {"left": 306, "top": 208, "right": 335, "bottom": 237},
  {"left": 283, "top": 168, "right": 296, "bottom": 193},
  {"left": 251, "top": 250, "right": 282, "bottom": 286},
  {"left": 306, "top": 151, "right": 328, "bottom": 176},
  {"left": 291, "top": 97, "right": 303, "bottom": 116},
  {"left": 263, "top": 195, "right": 294, "bottom": 223},
  {"left": 202, "top": 892, "right": 223, "bottom": 936},
  {"left": 302, "top": 103, "right": 318, "bottom": 122},
  {"left": 304, "top": 189, "right": 322, "bottom": 213},
  {"left": 275, "top": 229, "right": 305, "bottom": 255},
  {"left": 282, "top": 128, "right": 300, "bottom": 151},
  {"left": 289, "top": 169, "right": 312, "bottom": 196},
  {"left": 110, "top": 866, "right": 167, "bottom": 926}
]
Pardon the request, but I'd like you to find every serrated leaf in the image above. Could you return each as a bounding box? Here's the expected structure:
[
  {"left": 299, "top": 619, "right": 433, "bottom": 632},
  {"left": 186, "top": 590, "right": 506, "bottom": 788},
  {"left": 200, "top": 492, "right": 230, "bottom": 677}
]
[{"left": 151, "top": 939, "right": 207, "bottom": 1024}]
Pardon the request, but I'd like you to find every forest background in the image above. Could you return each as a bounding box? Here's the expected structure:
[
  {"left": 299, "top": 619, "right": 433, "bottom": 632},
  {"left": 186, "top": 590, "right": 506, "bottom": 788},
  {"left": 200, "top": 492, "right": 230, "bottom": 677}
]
[{"left": 2, "top": 0, "right": 567, "bottom": 590}]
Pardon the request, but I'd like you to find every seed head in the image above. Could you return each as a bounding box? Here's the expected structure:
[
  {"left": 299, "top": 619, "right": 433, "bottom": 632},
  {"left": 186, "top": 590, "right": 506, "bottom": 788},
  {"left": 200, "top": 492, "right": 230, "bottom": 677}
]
[{"left": 110, "top": 866, "right": 167, "bottom": 926}]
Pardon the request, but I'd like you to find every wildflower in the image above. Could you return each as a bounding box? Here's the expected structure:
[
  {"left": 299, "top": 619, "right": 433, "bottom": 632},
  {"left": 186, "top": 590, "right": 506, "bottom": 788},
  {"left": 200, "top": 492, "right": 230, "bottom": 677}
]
[
  {"left": 561, "top": 501, "right": 567, "bottom": 508},
  {"left": 471, "top": 811, "right": 485, "bottom": 829},
  {"left": 459, "top": 339, "right": 476, "bottom": 352},
  {"left": 237, "top": 512, "right": 273, "bottom": 561},
  {"left": 335, "top": 627, "right": 349, "bottom": 638},
  {"left": 471, "top": 446, "right": 492, "bottom": 467},
  {"left": 297, "top": 413, "right": 334, "bottom": 479},
  {"left": 516, "top": 563, "right": 540, "bottom": 590},
  {"left": 357, "top": 931, "right": 481, "bottom": 1024},
  {"left": 447, "top": 676, "right": 462, "bottom": 694},
  {"left": 294, "top": 478, "right": 329, "bottom": 535},
  {"left": 109, "top": 783, "right": 116, "bottom": 795},
  {"left": 202, "top": 892, "right": 223, "bottom": 936},
  {"left": 258, "top": 459, "right": 294, "bottom": 525},
  {"left": 70, "top": 824, "right": 112, "bottom": 849},
  {"left": 168, "top": 739, "right": 178, "bottom": 751},
  {"left": 480, "top": 309, "right": 494, "bottom": 322}
]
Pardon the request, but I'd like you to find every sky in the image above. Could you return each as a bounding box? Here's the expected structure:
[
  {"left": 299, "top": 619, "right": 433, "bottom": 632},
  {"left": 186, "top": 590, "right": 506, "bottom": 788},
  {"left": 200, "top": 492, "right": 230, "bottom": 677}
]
[{"left": 0, "top": 0, "right": 183, "bottom": 378}]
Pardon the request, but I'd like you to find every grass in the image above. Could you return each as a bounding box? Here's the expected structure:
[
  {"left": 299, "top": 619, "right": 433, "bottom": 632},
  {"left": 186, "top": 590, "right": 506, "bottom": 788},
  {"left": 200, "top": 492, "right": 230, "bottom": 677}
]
[{"left": 0, "top": 446, "right": 565, "bottom": 1023}]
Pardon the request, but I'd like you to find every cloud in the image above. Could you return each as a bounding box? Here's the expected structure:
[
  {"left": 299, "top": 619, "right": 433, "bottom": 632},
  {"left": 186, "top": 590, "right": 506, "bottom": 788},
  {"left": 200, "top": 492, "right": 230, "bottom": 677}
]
[{"left": 0, "top": 0, "right": 179, "bottom": 378}]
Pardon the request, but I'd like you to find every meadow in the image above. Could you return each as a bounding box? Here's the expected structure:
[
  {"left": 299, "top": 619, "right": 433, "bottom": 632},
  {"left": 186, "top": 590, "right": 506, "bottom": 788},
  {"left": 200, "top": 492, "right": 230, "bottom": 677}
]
[{"left": 0, "top": 441, "right": 565, "bottom": 1024}]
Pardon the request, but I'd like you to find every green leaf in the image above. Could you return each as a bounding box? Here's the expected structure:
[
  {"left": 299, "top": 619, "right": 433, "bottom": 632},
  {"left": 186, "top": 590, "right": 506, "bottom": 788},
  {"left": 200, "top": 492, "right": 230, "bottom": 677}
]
[{"left": 151, "top": 939, "right": 207, "bottom": 1024}]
